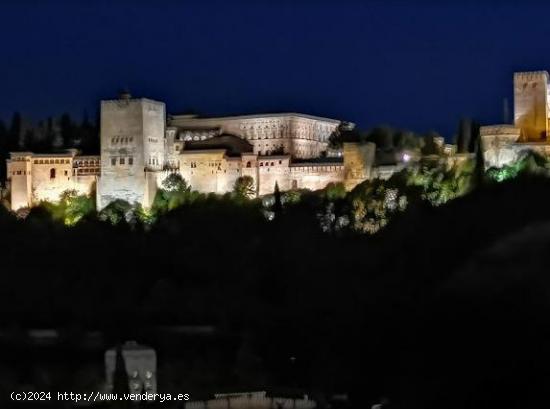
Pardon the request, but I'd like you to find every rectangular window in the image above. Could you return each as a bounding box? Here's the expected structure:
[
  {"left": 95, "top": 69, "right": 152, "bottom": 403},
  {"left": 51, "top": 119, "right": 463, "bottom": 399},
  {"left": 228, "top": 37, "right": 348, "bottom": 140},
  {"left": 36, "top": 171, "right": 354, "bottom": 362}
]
[
  {"left": 128, "top": 157, "right": 133, "bottom": 165},
  {"left": 111, "top": 158, "right": 116, "bottom": 166},
  {"left": 120, "top": 157, "right": 125, "bottom": 165}
]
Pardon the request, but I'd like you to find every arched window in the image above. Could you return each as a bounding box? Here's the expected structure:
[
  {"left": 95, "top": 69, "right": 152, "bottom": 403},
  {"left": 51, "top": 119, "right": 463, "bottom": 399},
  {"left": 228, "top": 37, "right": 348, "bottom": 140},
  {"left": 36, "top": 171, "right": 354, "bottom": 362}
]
[
  {"left": 246, "top": 161, "right": 251, "bottom": 168},
  {"left": 50, "top": 168, "right": 56, "bottom": 179}
]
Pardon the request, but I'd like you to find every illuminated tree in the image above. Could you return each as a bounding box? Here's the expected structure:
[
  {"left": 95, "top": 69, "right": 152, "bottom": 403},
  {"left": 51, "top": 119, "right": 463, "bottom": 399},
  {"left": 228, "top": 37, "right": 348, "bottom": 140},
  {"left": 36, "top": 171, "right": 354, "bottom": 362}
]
[
  {"left": 61, "top": 190, "right": 95, "bottom": 226},
  {"left": 405, "top": 160, "right": 475, "bottom": 206},
  {"left": 233, "top": 176, "right": 256, "bottom": 199},
  {"left": 325, "top": 182, "right": 346, "bottom": 201},
  {"left": 273, "top": 182, "right": 283, "bottom": 215},
  {"left": 486, "top": 150, "right": 549, "bottom": 183},
  {"left": 282, "top": 189, "right": 301, "bottom": 205},
  {"left": 347, "top": 178, "right": 408, "bottom": 234},
  {"left": 37, "top": 189, "right": 95, "bottom": 226},
  {"left": 98, "top": 199, "right": 133, "bottom": 225},
  {"left": 153, "top": 173, "right": 195, "bottom": 213},
  {"left": 162, "top": 172, "right": 190, "bottom": 193}
]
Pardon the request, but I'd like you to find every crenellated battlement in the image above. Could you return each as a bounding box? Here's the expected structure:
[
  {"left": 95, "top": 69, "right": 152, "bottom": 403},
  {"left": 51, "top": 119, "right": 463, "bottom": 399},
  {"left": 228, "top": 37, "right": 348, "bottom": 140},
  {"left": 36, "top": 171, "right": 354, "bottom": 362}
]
[
  {"left": 514, "top": 71, "right": 549, "bottom": 81},
  {"left": 480, "top": 125, "right": 521, "bottom": 136}
]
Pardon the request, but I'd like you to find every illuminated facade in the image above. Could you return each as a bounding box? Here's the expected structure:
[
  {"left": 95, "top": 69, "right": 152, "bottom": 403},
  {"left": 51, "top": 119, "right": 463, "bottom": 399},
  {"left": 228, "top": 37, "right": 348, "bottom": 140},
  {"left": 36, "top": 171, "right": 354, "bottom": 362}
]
[
  {"left": 481, "top": 71, "right": 550, "bottom": 168},
  {"left": 6, "top": 93, "right": 379, "bottom": 211}
]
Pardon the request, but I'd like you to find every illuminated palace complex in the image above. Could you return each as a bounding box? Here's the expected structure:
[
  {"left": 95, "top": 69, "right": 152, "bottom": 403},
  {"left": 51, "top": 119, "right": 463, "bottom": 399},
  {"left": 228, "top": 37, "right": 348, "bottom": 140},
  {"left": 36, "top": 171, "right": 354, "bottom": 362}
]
[
  {"left": 13, "top": 70, "right": 540, "bottom": 214},
  {"left": 6, "top": 92, "right": 384, "bottom": 211}
]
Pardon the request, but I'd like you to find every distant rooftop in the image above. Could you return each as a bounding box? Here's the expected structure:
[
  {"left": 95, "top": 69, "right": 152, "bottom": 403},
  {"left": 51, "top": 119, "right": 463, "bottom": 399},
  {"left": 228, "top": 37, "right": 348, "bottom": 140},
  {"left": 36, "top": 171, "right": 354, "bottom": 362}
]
[
  {"left": 171, "top": 112, "right": 344, "bottom": 124},
  {"left": 184, "top": 134, "right": 254, "bottom": 156}
]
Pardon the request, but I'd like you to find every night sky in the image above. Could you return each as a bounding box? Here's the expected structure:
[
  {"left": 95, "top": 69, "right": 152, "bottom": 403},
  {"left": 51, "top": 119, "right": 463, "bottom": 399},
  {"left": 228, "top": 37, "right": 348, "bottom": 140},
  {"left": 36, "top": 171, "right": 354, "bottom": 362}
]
[{"left": 3, "top": 0, "right": 550, "bottom": 139}]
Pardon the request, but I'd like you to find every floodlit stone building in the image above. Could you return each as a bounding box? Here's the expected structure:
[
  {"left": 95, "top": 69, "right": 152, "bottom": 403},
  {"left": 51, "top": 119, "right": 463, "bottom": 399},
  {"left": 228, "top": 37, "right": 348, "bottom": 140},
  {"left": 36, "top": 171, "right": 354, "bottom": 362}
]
[
  {"left": 7, "top": 150, "right": 99, "bottom": 211},
  {"left": 6, "top": 92, "right": 382, "bottom": 211},
  {"left": 481, "top": 71, "right": 550, "bottom": 168}
]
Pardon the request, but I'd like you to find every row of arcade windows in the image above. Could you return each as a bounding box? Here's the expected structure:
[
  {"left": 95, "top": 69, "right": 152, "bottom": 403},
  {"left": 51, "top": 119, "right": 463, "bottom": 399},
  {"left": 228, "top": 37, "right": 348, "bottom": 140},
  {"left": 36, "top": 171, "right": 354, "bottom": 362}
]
[{"left": 111, "top": 157, "right": 134, "bottom": 166}]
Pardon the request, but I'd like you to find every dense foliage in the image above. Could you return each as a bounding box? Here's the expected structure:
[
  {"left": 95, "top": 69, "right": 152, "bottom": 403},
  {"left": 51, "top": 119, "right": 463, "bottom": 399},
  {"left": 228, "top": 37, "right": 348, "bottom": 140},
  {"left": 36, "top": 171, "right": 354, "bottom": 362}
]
[
  {"left": 5, "top": 118, "right": 550, "bottom": 408},
  {"left": 4, "top": 169, "right": 550, "bottom": 408}
]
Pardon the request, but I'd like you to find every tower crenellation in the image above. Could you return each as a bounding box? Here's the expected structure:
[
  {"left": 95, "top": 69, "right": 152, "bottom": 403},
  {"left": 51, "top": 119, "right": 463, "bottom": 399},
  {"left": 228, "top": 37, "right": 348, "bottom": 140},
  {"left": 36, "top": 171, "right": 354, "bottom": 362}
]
[{"left": 480, "top": 70, "right": 550, "bottom": 169}]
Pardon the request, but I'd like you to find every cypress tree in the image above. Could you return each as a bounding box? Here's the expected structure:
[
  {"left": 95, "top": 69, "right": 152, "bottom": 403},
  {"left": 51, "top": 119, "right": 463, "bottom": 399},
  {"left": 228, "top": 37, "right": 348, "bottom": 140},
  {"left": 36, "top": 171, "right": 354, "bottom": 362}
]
[
  {"left": 273, "top": 182, "right": 283, "bottom": 216},
  {"left": 112, "top": 344, "right": 130, "bottom": 396},
  {"left": 474, "top": 134, "right": 485, "bottom": 188},
  {"left": 8, "top": 112, "right": 22, "bottom": 151}
]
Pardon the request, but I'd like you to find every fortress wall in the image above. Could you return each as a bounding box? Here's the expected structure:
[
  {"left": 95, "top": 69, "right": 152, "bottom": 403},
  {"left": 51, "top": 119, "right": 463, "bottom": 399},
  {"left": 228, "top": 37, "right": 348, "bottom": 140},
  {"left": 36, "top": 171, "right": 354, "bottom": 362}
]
[
  {"left": 218, "top": 158, "right": 243, "bottom": 193},
  {"left": 480, "top": 125, "right": 522, "bottom": 169},
  {"left": 257, "top": 158, "right": 293, "bottom": 195},
  {"left": 286, "top": 164, "right": 345, "bottom": 192},
  {"left": 164, "top": 128, "right": 179, "bottom": 168},
  {"left": 143, "top": 171, "right": 159, "bottom": 208},
  {"left": 30, "top": 159, "right": 75, "bottom": 203},
  {"left": 142, "top": 100, "right": 166, "bottom": 170},
  {"left": 343, "top": 142, "right": 376, "bottom": 190},
  {"left": 98, "top": 173, "right": 147, "bottom": 209},
  {"left": 72, "top": 175, "right": 97, "bottom": 196},
  {"left": 8, "top": 153, "right": 97, "bottom": 210},
  {"left": 9, "top": 173, "right": 31, "bottom": 210},
  {"left": 7, "top": 155, "right": 32, "bottom": 210},
  {"left": 178, "top": 151, "right": 233, "bottom": 194},
  {"left": 240, "top": 153, "right": 260, "bottom": 194}
]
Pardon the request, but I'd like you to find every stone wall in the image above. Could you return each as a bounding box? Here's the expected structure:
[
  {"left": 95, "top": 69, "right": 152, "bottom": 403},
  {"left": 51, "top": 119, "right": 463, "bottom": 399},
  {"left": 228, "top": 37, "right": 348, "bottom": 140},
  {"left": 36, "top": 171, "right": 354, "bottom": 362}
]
[
  {"left": 256, "top": 156, "right": 292, "bottom": 195},
  {"left": 343, "top": 142, "right": 376, "bottom": 190},
  {"left": 174, "top": 150, "right": 231, "bottom": 194},
  {"left": 7, "top": 153, "right": 32, "bottom": 210},
  {"left": 285, "top": 163, "right": 344, "bottom": 193},
  {"left": 480, "top": 125, "right": 522, "bottom": 169}
]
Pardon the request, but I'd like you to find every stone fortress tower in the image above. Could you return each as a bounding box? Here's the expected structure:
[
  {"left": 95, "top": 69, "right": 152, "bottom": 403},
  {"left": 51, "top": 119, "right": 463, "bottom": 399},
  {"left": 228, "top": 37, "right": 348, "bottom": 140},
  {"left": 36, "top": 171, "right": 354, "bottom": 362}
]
[
  {"left": 514, "top": 71, "right": 549, "bottom": 142},
  {"left": 97, "top": 92, "right": 165, "bottom": 209},
  {"left": 482, "top": 70, "right": 550, "bottom": 168}
]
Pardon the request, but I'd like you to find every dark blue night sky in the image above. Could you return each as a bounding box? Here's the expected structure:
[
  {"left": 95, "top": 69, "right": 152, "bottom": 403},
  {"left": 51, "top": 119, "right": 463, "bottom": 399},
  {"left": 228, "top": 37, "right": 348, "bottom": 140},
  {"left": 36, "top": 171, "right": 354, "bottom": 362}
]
[{"left": 2, "top": 0, "right": 550, "bottom": 139}]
